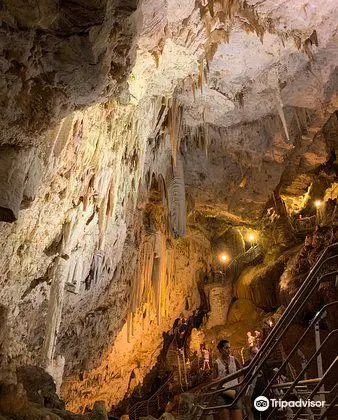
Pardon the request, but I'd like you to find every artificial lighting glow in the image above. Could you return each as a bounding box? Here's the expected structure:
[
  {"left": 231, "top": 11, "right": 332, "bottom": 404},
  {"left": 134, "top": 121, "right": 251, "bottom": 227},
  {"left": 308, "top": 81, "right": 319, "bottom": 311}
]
[
  {"left": 219, "top": 254, "right": 229, "bottom": 263},
  {"left": 314, "top": 199, "right": 322, "bottom": 208},
  {"left": 248, "top": 233, "right": 256, "bottom": 242},
  {"left": 246, "top": 231, "right": 258, "bottom": 243}
]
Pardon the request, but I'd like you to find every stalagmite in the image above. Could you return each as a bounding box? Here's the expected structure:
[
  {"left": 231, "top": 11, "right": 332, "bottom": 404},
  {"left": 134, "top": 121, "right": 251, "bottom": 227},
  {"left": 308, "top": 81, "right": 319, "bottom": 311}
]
[{"left": 41, "top": 256, "right": 69, "bottom": 368}]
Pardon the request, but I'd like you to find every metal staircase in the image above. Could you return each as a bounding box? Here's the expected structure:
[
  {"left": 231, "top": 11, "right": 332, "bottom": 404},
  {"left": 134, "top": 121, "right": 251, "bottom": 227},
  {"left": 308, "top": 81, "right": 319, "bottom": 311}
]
[
  {"left": 192, "top": 242, "right": 338, "bottom": 420},
  {"left": 128, "top": 371, "right": 174, "bottom": 419},
  {"left": 166, "top": 344, "right": 189, "bottom": 391},
  {"left": 128, "top": 331, "right": 191, "bottom": 419}
]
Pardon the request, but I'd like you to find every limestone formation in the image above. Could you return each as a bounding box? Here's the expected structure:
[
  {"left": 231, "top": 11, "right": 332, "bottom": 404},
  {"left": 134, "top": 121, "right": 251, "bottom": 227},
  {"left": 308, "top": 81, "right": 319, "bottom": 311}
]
[{"left": 0, "top": 0, "right": 337, "bottom": 418}]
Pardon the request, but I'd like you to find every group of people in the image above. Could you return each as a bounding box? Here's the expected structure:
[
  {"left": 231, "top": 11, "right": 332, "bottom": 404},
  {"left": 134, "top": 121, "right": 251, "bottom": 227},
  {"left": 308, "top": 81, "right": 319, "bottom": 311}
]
[
  {"left": 173, "top": 310, "right": 208, "bottom": 361},
  {"left": 173, "top": 316, "right": 192, "bottom": 361}
]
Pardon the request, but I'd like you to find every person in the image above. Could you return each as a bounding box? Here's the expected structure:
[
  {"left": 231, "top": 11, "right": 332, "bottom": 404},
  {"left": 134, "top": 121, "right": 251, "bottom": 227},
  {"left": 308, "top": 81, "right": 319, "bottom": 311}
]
[
  {"left": 201, "top": 343, "right": 211, "bottom": 370},
  {"left": 253, "top": 330, "right": 263, "bottom": 350},
  {"left": 177, "top": 317, "right": 190, "bottom": 361},
  {"left": 173, "top": 316, "right": 181, "bottom": 333},
  {"left": 247, "top": 330, "right": 262, "bottom": 355},
  {"left": 212, "top": 339, "right": 243, "bottom": 420},
  {"left": 246, "top": 332, "right": 256, "bottom": 348}
]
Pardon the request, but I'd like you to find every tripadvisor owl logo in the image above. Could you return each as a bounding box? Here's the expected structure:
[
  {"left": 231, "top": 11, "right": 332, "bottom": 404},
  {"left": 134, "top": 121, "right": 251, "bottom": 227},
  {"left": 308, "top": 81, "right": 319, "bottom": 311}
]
[{"left": 254, "top": 396, "right": 270, "bottom": 411}]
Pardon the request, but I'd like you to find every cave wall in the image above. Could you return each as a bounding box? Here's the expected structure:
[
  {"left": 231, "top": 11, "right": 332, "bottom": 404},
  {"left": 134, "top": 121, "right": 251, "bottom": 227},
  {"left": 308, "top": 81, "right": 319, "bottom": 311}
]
[
  {"left": 0, "top": 0, "right": 337, "bottom": 415},
  {"left": 61, "top": 229, "right": 209, "bottom": 412},
  {"left": 0, "top": 93, "right": 212, "bottom": 409}
]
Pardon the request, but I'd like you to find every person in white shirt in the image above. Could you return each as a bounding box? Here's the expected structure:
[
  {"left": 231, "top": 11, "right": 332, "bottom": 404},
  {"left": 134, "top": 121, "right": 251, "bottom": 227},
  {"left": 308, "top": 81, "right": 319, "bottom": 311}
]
[
  {"left": 212, "top": 339, "right": 243, "bottom": 420},
  {"left": 201, "top": 343, "right": 211, "bottom": 370}
]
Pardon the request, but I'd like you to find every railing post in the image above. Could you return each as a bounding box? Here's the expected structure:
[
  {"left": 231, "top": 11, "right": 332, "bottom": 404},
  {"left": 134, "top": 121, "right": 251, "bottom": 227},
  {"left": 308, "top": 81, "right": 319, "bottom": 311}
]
[
  {"left": 177, "top": 350, "right": 183, "bottom": 390},
  {"left": 315, "top": 315, "right": 326, "bottom": 417},
  {"left": 297, "top": 349, "right": 308, "bottom": 379},
  {"left": 182, "top": 349, "right": 189, "bottom": 390}
]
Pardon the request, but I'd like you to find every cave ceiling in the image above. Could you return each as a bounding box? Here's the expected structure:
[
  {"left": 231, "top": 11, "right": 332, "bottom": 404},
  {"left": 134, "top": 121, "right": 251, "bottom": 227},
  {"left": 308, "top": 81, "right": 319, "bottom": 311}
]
[{"left": 1, "top": 0, "right": 336, "bottom": 223}]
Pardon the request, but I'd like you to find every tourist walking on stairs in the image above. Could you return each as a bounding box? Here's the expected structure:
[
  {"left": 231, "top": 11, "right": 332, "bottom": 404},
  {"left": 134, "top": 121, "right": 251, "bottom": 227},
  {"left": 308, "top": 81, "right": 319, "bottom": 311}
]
[
  {"left": 201, "top": 343, "right": 211, "bottom": 370},
  {"left": 212, "top": 339, "right": 243, "bottom": 420}
]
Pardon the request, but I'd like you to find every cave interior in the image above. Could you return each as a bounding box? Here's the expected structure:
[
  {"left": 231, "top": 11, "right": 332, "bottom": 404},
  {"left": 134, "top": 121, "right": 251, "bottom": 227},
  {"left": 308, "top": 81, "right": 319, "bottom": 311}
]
[{"left": 0, "top": 1, "right": 337, "bottom": 419}]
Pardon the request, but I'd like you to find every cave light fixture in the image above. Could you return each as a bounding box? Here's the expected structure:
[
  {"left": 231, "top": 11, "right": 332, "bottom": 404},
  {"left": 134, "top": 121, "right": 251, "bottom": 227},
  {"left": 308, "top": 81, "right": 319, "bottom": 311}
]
[
  {"left": 219, "top": 253, "right": 230, "bottom": 264},
  {"left": 314, "top": 199, "right": 323, "bottom": 209},
  {"left": 247, "top": 231, "right": 258, "bottom": 245},
  {"left": 248, "top": 233, "right": 256, "bottom": 242}
]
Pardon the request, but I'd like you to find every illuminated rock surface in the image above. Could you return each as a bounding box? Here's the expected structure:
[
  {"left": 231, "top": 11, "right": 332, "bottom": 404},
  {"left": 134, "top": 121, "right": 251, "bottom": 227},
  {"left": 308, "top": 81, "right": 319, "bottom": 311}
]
[{"left": 0, "top": 0, "right": 337, "bottom": 417}]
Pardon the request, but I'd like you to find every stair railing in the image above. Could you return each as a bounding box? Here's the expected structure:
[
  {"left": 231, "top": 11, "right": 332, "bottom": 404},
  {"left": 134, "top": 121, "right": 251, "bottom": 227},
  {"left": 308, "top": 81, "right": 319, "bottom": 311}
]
[
  {"left": 292, "top": 356, "right": 338, "bottom": 420},
  {"left": 193, "top": 242, "right": 338, "bottom": 417},
  {"left": 263, "top": 301, "right": 338, "bottom": 395},
  {"left": 265, "top": 302, "right": 338, "bottom": 419},
  {"left": 128, "top": 370, "right": 174, "bottom": 419}
]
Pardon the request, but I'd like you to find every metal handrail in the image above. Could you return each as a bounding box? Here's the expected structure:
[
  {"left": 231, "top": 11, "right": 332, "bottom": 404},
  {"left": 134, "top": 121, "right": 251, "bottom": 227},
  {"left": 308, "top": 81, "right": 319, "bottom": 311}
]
[
  {"left": 291, "top": 356, "right": 338, "bottom": 419},
  {"left": 266, "top": 328, "right": 338, "bottom": 419},
  {"left": 264, "top": 301, "right": 338, "bottom": 396},
  {"left": 225, "top": 244, "right": 261, "bottom": 270},
  {"left": 271, "top": 378, "right": 321, "bottom": 389},
  {"left": 317, "top": 385, "right": 338, "bottom": 420},
  {"left": 129, "top": 371, "right": 174, "bottom": 419},
  {"left": 193, "top": 243, "right": 338, "bottom": 414},
  {"left": 195, "top": 295, "right": 337, "bottom": 412},
  {"left": 198, "top": 255, "right": 338, "bottom": 397},
  {"left": 197, "top": 284, "right": 337, "bottom": 413},
  {"left": 198, "top": 246, "right": 338, "bottom": 396}
]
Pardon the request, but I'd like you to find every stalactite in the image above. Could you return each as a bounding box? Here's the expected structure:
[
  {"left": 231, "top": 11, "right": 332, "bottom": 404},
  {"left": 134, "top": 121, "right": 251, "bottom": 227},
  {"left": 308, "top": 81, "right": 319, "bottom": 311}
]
[
  {"left": 208, "top": 0, "right": 215, "bottom": 17},
  {"left": 151, "top": 51, "right": 160, "bottom": 68},
  {"left": 204, "top": 123, "right": 210, "bottom": 158},
  {"left": 190, "top": 74, "right": 196, "bottom": 100},
  {"left": 140, "top": 236, "right": 156, "bottom": 308},
  {"left": 162, "top": 247, "right": 174, "bottom": 318},
  {"left": 91, "top": 250, "right": 105, "bottom": 286},
  {"left": 151, "top": 233, "right": 167, "bottom": 325},
  {"left": 130, "top": 234, "right": 155, "bottom": 314},
  {"left": 41, "top": 257, "right": 69, "bottom": 368},
  {"left": 203, "top": 64, "right": 208, "bottom": 85},
  {"left": 167, "top": 154, "right": 186, "bottom": 238},
  {"left": 167, "top": 99, "right": 183, "bottom": 167},
  {"left": 198, "top": 59, "right": 203, "bottom": 93},
  {"left": 106, "top": 180, "right": 116, "bottom": 219},
  {"left": 98, "top": 195, "right": 108, "bottom": 250},
  {"left": 275, "top": 90, "right": 290, "bottom": 143},
  {"left": 65, "top": 250, "right": 84, "bottom": 294}
]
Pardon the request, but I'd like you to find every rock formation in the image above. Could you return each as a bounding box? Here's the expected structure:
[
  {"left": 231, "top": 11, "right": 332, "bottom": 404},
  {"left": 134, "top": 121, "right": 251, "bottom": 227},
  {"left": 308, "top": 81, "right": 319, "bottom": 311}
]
[{"left": 0, "top": 0, "right": 337, "bottom": 418}]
